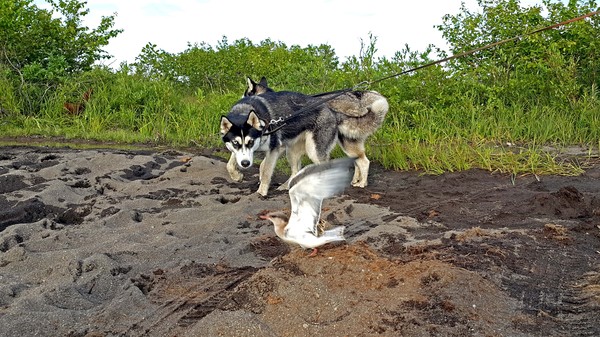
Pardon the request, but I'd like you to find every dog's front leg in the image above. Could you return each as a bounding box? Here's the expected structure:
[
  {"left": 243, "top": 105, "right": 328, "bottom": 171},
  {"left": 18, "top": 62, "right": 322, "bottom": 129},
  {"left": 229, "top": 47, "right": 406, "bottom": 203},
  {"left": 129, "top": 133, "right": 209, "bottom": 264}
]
[
  {"left": 227, "top": 153, "right": 244, "bottom": 182},
  {"left": 277, "top": 139, "right": 305, "bottom": 191},
  {"left": 257, "top": 147, "right": 284, "bottom": 196}
]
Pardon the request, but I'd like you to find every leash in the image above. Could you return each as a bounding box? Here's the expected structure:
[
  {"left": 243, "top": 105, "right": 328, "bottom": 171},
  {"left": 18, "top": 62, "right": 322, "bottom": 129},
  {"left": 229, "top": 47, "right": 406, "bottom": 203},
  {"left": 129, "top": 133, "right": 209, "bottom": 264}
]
[
  {"left": 261, "top": 8, "right": 599, "bottom": 136},
  {"left": 261, "top": 81, "right": 370, "bottom": 136},
  {"left": 369, "top": 8, "right": 600, "bottom": 86}
]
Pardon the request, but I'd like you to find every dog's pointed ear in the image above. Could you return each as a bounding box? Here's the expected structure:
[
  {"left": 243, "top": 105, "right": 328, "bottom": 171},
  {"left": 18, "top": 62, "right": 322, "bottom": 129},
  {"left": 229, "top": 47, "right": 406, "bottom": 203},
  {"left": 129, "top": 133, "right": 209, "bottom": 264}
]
[
  {"left": 245, "top": 76, "right": 272, "bottom": 96},
  {"left": 244, "top": 77, "right": 257, "bottom": 97},
  {"left": 246, "top": 111, "right": 265, "bottom": 130},
  {"left": 244, "top": 77, "right": 256, "bottom": 97},
  {"left": 220, "top": 116, "right": 233, "bottom": 135},
  {"left": 258, "top": 77, "right": 268, "bottom": 88},
  {"left": 255, "top": 77, "right": 272, "bottom": 94}
]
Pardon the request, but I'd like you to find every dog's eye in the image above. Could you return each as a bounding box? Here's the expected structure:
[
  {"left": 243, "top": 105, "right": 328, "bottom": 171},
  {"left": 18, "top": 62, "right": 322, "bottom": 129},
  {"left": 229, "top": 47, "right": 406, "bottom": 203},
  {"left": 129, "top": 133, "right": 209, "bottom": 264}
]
[
  {"left": 247, "top": 140, "right": 254, "bottom": 147},
  {"left": 232, "top": 140, "right": 239, "bottom": 146}
]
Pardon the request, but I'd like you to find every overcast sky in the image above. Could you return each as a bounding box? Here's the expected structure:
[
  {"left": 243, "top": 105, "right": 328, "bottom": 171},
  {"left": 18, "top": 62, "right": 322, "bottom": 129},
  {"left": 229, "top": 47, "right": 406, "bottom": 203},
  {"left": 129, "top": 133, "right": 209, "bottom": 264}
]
[{"left": 34, "top": 0, "right": 565, "bottom": 67}]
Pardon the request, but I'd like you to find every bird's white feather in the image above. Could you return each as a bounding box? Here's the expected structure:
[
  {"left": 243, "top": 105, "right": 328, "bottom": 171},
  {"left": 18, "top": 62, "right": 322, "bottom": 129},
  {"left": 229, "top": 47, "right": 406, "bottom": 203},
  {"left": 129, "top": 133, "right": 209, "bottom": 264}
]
[
  {"left": 263, "top": 158, "right": 355, "bottom": 250},
  {"left": 287, "top": 158, "right": 354, "bottom": 238}
]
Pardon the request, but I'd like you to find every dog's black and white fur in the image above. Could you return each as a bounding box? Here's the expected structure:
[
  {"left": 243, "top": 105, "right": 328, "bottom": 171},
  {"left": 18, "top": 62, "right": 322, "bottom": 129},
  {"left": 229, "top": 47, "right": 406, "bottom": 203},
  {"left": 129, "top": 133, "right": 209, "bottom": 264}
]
[
  {"left": 221, "top": 89, "right": 338, "bottom": 196},
  {"left": 220, "top": 77, "right": 389, "bottom": 196}
]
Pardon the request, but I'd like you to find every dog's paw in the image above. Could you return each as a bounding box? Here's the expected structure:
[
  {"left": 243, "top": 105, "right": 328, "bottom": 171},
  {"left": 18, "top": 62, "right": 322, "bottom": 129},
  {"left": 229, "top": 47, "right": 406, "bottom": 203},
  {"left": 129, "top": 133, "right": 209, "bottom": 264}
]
[
  {"left": 351, "top": 180, "right": 367, "bottom": 188},
  {"left": 257, "top": 185, "right": 269, "bottom": 197},
  {"left": 229, "top": 171, "right": 244, "bottom": 182}
]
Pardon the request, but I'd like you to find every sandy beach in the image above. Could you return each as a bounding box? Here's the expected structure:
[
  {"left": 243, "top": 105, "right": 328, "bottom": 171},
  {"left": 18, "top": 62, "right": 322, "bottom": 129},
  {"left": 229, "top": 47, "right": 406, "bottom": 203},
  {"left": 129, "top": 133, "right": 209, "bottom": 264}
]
[{"left": 1, "top": 145, "right": 599, "bottom": 336}]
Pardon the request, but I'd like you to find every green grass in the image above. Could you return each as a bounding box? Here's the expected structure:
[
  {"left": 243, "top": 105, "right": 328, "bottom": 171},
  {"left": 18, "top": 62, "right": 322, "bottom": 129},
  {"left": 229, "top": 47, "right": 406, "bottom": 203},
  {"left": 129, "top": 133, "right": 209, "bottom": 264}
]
[
  {"left": 369, "top": 137, "right": 587, "bottom": 176},
  {"left": 2, "top": 103, "right": 595, "bottom": 178},
  {"left": 1, "top": 74, "right": 598, "bottom": 178}
]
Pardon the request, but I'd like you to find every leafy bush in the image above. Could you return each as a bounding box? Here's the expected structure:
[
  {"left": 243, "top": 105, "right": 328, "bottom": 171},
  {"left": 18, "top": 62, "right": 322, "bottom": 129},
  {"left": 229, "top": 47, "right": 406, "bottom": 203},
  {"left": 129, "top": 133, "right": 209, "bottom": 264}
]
[{"left": 0, "top": 0, "right": 121, "bottom": 113}]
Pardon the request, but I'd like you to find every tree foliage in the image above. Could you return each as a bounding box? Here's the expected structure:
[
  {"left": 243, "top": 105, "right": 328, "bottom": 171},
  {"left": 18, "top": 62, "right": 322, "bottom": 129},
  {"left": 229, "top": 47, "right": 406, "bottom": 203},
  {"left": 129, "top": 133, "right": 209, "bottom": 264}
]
[
  {"left": 1, "top": 0, "right": 121, "bottom": 79},
  {"left": 132, "top": 37, "right": 340, "bottom": 94},
  {"left": 437, "top": 0, "right": 599, "bottom": 106},
  {"left": 0, "top": 0, "right": 121, "bottom": 113}
]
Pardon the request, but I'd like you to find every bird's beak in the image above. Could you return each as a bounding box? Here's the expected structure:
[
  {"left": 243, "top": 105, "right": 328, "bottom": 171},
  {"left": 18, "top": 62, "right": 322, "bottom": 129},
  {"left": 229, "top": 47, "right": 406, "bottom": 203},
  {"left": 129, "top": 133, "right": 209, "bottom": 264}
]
[{"left": 259, "top": 214, "right": 269, "bottom": 220}]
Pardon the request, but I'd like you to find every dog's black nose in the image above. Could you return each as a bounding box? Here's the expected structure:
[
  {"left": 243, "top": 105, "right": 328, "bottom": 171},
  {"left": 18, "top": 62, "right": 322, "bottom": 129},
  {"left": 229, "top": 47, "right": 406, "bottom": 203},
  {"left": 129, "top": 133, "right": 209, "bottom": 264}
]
[{"left": 241, "top": 160, "right": 251, "bottom": 168}]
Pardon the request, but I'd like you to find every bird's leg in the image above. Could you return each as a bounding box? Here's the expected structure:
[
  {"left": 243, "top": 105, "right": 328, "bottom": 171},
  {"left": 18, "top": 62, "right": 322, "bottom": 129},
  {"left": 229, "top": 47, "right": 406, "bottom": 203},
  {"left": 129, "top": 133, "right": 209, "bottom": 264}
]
[
  {"left": 308, "top": 248, "right": 318, "bottom": 257},
  {"left": 317, "top": 219, "right": 325, "bottom": 236}
]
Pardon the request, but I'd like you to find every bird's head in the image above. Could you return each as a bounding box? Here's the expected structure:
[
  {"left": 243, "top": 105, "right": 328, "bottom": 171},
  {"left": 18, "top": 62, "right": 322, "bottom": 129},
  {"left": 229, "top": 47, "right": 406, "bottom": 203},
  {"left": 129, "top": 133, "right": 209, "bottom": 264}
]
[
  {"left": 259, "top": 211, "right": 289, "bottom": 228},
  {"left": 259, "top": 211, "right": 290, "bottom": 240}
]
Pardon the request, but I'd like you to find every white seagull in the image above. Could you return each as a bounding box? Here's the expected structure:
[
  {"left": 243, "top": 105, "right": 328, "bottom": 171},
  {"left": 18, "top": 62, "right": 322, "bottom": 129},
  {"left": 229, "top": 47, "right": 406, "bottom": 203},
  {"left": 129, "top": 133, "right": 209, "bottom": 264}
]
[{"left": 260, "top": 157, "right": 355, "bottom": 256}]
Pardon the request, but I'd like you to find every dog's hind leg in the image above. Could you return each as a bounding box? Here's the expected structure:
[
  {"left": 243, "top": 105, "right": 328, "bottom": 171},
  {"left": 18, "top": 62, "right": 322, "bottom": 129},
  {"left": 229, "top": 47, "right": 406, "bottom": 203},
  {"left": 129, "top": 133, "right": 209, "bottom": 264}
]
[
  {"left": 339, "top": 137, "right": 369, "bottom": 187},
  {"left": 257, "top": 147, "right": 285, "bottom": 196},
  {"left": 227, "top": 153, "right": 244, "bottom": 182},
  {"left": 304, "top": 131, "right": 336, "bottom": 165}
]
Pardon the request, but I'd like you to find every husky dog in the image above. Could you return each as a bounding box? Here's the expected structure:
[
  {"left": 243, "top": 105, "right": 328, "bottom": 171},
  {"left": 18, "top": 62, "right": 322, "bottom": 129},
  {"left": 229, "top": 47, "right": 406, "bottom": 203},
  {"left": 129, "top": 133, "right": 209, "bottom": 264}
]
[
  {"left": 244, "top": 77, "right": 389, "bottom": 189},
  {"left": 220, "top": 90, "right": 339, "bottom": 196}
]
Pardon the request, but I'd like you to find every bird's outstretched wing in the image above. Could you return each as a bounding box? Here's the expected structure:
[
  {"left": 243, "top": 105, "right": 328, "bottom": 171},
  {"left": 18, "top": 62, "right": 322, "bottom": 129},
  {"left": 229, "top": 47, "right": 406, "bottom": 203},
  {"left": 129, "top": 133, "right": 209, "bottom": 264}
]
[{"left": 287, "top": 158, "right": 355, "bottom": 235}]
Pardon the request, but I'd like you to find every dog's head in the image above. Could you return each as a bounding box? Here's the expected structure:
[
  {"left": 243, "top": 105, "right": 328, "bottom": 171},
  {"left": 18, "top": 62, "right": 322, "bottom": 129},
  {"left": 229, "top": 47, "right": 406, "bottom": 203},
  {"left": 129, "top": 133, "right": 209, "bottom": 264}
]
[
  {"left": 244, "top": 76, "right": 274, "bottom": 97},
  {"left": 220, "top": 110, "right": 266, "bottom": 169}
]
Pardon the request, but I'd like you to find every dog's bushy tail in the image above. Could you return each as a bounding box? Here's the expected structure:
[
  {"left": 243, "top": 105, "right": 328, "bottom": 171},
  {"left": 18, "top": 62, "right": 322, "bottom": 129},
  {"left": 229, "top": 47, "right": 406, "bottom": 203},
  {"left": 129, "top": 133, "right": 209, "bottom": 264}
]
[{"left": 328, "top": 91, "right": 389, "bottom": 140}]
